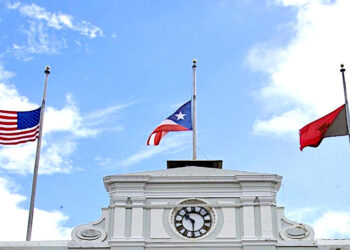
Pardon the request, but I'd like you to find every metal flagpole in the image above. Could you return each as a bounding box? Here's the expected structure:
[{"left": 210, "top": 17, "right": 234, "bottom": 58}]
[
  {"left": 26, "top": 66, "right": 50, "bottom": 241},
  {"left": 340, "top": 64, "right": 350, "bottom": 144},
  {"left": 192, "top": 59, "right": 197, "bottom": 160}
]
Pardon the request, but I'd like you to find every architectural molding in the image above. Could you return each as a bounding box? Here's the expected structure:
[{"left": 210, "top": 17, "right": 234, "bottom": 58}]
[{"left": 0, "top": 164, "right": 346, "bottom": 250}]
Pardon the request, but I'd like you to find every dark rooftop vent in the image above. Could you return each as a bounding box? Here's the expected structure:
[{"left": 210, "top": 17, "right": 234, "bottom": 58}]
[{"left": 167, "top": 160, "right": 223, "bottom": 169}]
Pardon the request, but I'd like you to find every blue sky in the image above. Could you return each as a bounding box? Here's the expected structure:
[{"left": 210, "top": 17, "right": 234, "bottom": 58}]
[{"left": 0, "top": 0, "right": 350, "bottom": 240}]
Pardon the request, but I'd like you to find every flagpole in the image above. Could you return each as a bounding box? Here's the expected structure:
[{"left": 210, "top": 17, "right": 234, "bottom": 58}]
[
  {"left": 340, "top": 64, "right": 350, "bottom": 144},
  {"left": 26, "top": 66, "right": 50, "bottom": 241},
  {"left": 192, "top": 59, "right": 197, "bottom": 160}
]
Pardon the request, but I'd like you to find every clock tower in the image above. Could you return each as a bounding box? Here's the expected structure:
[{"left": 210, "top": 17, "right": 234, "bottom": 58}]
[
  {"left": 0, "top": 160, "right": 348, "bottom": 249},
  {"left": 70, "top": 160, "right": 317, "bottom": 250}
]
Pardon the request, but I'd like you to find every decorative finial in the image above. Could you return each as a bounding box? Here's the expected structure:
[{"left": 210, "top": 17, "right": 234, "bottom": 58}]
[
  {"left": 44, "top": 65, "right": 51, "bottom": 74},
  {"left": 341, "top": 64, "right": 345, "bottom": 72},
  {"left": 192, "top": 59, "right": 197, "bottom": 68}
]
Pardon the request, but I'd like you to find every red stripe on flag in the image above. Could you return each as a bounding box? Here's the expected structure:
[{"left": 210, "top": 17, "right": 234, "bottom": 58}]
[
  {"left": 0, "top": 126, "right": 39, "bottom": 136},
  {"left": 0, "top": 110, "right": 17, "bottom": 114},
  {"left": 152, "top": 124, "right": 190, "bottom": 133},
  {"left": 0, "top": 115, "right": 16, "bottom": 120},
  {"left": 0, "top": 121, "right": 17, "bottom": 126},
  {"left": 0, "top": 136, "right": 39, "bottom": 145},
  {"left": 154, "top": 132, "right": 162, "bottom": 145},
  {"left": 0, "top": 127, "right": 18, "bottom": 131},
  {"left": 0, "top": 130, "right": 39, "bottom": 141}
]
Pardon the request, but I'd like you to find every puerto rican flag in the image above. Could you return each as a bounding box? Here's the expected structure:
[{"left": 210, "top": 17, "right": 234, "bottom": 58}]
[
  {"left": 147, "top": 100, "right": 192, "bottom": 145},
  {"left": 0, "top": 107, "right": 41, "bottom": 145}
]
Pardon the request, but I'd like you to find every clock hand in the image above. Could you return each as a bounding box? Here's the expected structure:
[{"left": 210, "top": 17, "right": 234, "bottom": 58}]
[
  {"left": 188, "top": 215, "right": 195, "bottom": 231},
  {"left": 185, "top": 214, "right": 196, "bottom": 231}
]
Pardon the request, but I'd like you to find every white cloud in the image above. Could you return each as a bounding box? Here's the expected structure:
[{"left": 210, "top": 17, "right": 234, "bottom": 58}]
[
  {"left": 272, "top": 0, "right": 312, "bottom": 7},
  {"left": 0, "top": 64, "right": 15, "bottom": 80},
  {"left": 94, "top": 156, "right": 113, "bottom": 168},
  {"left": 118, "top": 133, "right": 191, "bottom": 167},
  {"left": 5, "top": 1, "right": 103, "bottom": 59},
  {"left": 0, "top": 71, "right": 128, "bottom": 175},
  {"left": 11, "top": 20, "right": 65, "bottom": 60},
  {"left": 45, "top": 94, "right": 98, "bottom": 137},
  {"left": 253, "top": 108, "right": 311, "bottom": 136},
  {"left": 0, "top": 82, "right": 36, "bottom": 110},
  {"left": 313, "top": 211, "right": 350, "bottom": 239},
  {"left": 286, "top": 206, "right": 321, "bottom": 223},
  {"left": 0, "top": 177, "right": 71, "bottom": 240},
  {"left": 247, "top": 0, "right": 350, "bottom": 138},
  {"left": 286, "top": 207, "right": 350, "bottom": 239},
  {"left": 83, "top": 102, "right": 134, "bottom": 128},
  {"left": 0, "top": 140, "right": 77, "bottom": 175},
  {"left": 0, "top": 88, "right": 95, "bottom": 175},
  {"left": 84, "top": 103, "right": 133, "bottom": 120},
  {"left": 7, "top": 2, "right": 103, "bottom": 38}
]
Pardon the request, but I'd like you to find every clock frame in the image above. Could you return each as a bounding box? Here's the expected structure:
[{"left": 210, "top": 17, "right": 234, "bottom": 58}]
[{"left": 170, "top": 199, "right": 215, "bottom": 239}]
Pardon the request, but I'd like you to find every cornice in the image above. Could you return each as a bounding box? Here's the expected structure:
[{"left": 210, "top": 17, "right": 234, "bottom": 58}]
[{"left": 103, "top": 173, "right": 282, "bottom": 193}]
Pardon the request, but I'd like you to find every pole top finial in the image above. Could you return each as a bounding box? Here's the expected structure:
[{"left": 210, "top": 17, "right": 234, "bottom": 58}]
[
  {"left": 192, "top": 59, "right": 197, "bottom": 68},
  {"left": 44, "top": 65, "right": 50, "bottom": 74},
  {"left": 341, "top": 64, "right": 345, "bottom": 72}
]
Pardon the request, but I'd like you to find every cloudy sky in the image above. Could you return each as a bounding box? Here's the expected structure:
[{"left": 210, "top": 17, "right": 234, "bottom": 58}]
[{"left": 0, "top": 0, "right": 350, "bottom": 241}]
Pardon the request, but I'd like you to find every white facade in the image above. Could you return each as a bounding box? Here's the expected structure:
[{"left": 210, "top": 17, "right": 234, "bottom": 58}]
[{"left": 1, "top": 164, "right": 349, "bottom": 250}]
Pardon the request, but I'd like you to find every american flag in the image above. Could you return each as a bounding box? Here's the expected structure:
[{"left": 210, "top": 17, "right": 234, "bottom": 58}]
[
  {"left": 0, "top": 107, "right": 41, "bottom": 145},
  {"left": 147, "top": 100, "right": 192, "bottom": 145}
]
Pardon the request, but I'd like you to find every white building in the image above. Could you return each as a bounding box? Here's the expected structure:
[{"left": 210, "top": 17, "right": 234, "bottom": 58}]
[{"left": 1, "top": 160, "right": 349, "bottom": 250}]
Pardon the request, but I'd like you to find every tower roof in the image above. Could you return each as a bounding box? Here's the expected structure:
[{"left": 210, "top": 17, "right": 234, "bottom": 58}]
[
  {"left": 116, "top": 166, "right": 274, "bottom": 177},
  {"left": 103, "top": 166, "right": 283, "bottom": 192}
]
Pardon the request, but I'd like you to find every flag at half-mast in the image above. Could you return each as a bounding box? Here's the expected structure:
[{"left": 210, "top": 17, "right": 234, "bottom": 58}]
[
  {"left": 0, "top": 107, "right": 41, "bottom": 145},
  {"left": 147, "top": 100, "right": 192, "bottom": 145},
  {"left": 299, "top": 104, "right": 348, "bottom": 150}
]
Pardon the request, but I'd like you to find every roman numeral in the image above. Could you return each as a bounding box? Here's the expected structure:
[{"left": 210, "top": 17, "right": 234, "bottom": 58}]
[
  {"left": 202, "top": 225, "right": 210, "bottom": 231},
  {"left": 176, "top": 225, "right": 184, "bottom": 231}
]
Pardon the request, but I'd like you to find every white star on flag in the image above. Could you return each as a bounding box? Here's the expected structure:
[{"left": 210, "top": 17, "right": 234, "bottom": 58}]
[{"left": 175, "top": 111, "right": 186, "bottom": 120}]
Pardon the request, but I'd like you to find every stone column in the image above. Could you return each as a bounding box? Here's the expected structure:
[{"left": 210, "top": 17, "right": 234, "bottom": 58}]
[
  {"left": 241, "top": 197, "right": 256, "bottom": 239},
  {"left": 112, "top": 199, "right": 127, "bottom": 239},
  {"left": 130, "top": 197, "right": 145, "bottom": 240},
  {"left": 260, "top": 197, "right": 274, "bottom": 239}
]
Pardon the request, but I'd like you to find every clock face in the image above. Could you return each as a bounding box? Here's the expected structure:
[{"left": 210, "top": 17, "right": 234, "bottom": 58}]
[{"left": 174, "top": 206, "right": 212, "bottom": 238}]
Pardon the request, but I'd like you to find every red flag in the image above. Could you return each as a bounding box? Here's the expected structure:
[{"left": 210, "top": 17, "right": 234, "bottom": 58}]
[{"left": 299, "top": 104, "right": 348, "bottom": 150}]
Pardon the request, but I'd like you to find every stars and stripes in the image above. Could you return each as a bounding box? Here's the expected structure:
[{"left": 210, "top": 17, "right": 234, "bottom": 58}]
[
  {"left": 147, "top": 100, "right": 192, "bottom": 145},
  {"left": 0, "top": 107, "right": 41, "bottom": 145}
]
